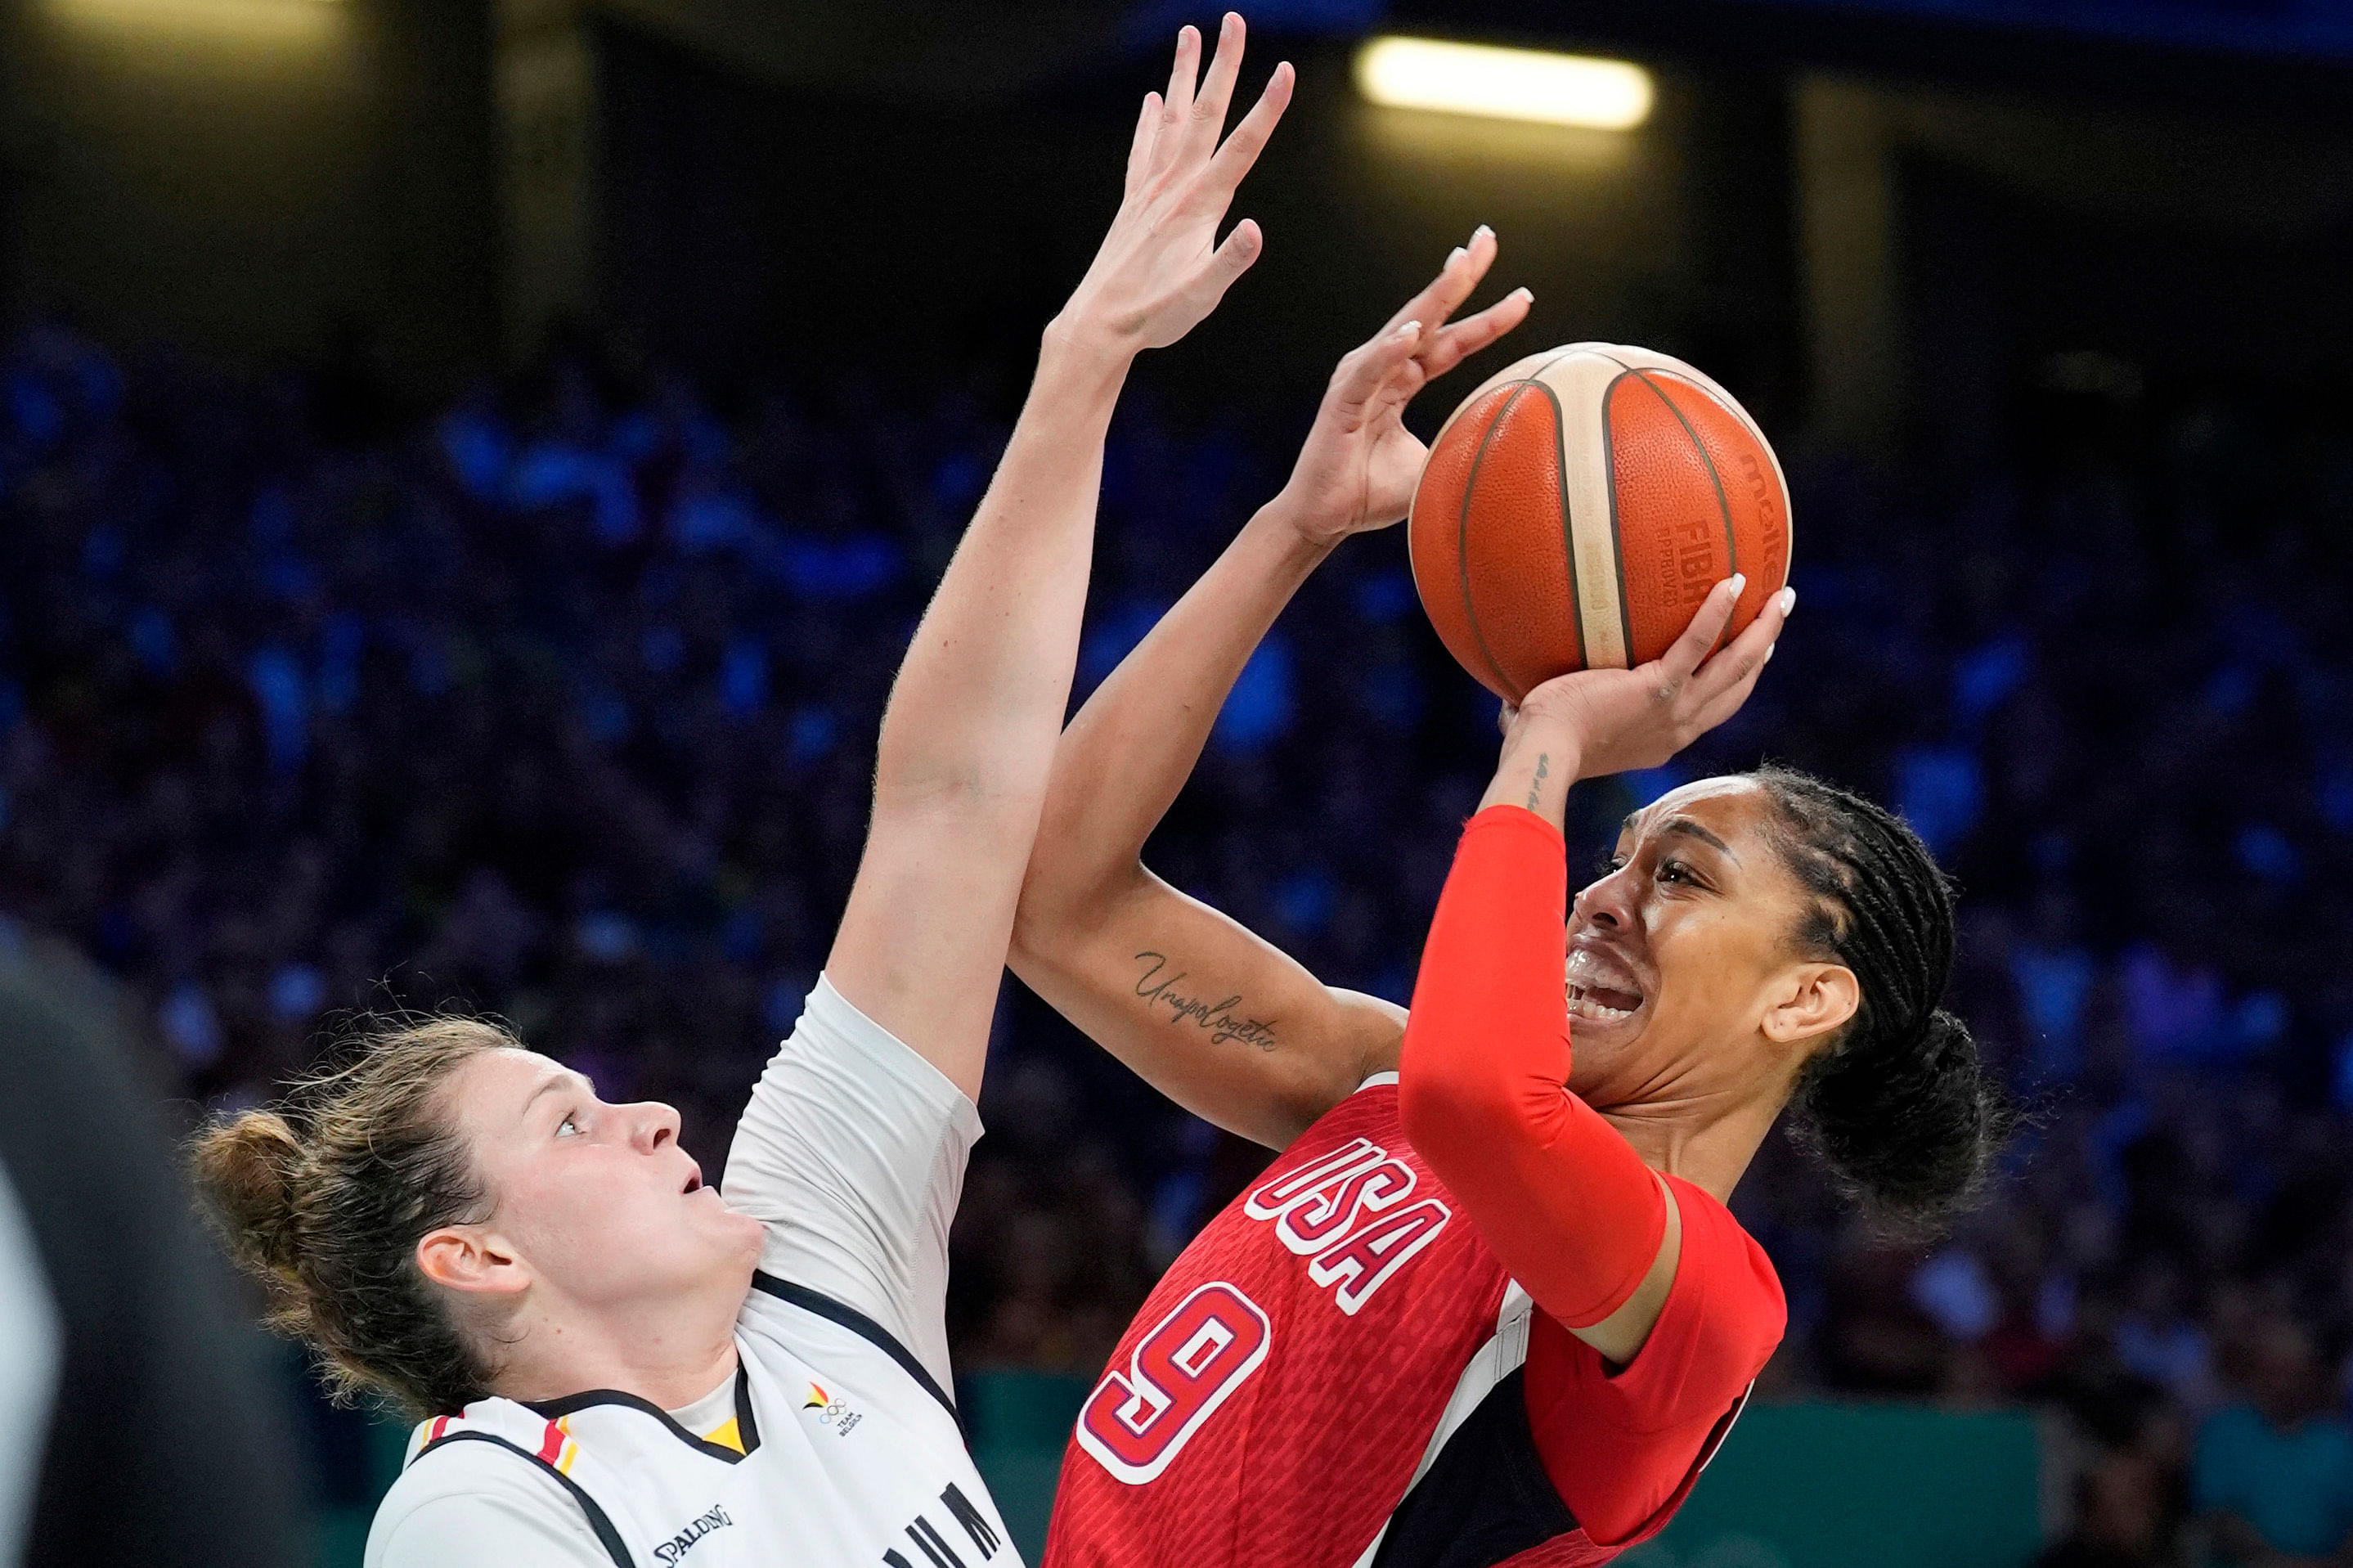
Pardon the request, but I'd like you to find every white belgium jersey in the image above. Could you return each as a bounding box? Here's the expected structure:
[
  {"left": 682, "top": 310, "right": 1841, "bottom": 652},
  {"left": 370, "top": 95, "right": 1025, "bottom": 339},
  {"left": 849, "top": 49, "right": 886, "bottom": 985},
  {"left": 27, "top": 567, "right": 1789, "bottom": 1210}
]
[{"left": 363, "top": 977, "right": 1021, "bottom": 1568}]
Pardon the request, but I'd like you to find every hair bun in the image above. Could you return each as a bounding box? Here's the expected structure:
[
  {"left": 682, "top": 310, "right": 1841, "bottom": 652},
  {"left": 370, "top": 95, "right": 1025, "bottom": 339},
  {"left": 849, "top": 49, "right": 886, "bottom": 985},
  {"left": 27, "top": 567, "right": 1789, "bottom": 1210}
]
[
  {"left": 1916, "top": 1007, "right": 1974, "bottom": 1063},
  {"left": 1794, "top": 1005, "right": 2014, "bottom": 1233},
  {"left": 1754, "top": 767, "right": 2016, "bottom": 1238},
  {"left": 190, "top": 1111, "right": 310, "bottom": 1283},
  {"left": 1893, "top": 1005, "right": 1968, "bottom": 1071}
]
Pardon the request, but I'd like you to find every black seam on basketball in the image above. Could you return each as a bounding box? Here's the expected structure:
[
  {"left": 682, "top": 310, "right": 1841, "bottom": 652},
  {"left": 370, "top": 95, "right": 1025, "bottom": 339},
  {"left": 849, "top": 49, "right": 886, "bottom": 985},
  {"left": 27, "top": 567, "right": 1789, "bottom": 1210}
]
[
  {"left": 1523, "top": 379, "right": 1586, "bottom": 672},
  {"left": 1456, "top": 384, "right": 1534, "bottom": 703},
  {"left": 1600, "top": 373, "right": 1637, "bottom": 668},
  {"left": 1627, "top": 367, "right": 1740, "bottom": 654}
]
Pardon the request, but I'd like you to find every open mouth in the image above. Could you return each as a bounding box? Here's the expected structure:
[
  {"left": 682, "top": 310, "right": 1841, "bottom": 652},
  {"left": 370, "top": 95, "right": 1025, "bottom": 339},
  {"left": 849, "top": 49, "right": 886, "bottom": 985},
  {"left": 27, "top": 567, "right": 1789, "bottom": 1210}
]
[{"left": 1565, "top": 946, "right": 1646, "bottom": 1025}]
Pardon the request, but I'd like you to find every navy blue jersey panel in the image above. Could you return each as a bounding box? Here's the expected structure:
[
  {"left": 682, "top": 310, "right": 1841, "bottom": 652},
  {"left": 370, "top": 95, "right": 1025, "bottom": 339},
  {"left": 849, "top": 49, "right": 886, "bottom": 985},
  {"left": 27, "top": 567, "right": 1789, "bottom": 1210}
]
[{"left": 1369, "top": 1369, "right": 1576, "bottom": 1568}]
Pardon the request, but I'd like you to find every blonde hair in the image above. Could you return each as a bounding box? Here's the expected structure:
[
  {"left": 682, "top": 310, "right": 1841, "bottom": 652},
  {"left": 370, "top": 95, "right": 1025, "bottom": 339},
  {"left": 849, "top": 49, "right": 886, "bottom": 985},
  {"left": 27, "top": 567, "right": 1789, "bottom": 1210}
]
[{"left": 189, "top": 1017, "right": 514, "bottom": 1415}]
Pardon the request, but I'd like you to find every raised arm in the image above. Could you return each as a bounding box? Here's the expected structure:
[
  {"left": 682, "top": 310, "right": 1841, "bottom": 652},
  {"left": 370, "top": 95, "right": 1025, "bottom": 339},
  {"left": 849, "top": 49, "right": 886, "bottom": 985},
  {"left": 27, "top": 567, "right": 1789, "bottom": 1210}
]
[
  {"left": 1399, "top": 578, "right": 1786, "bottom": 1363},
  {"left": 1010, "top": 234, "right": 1531, "bottom": 1148},
  {"left": 828, "top": 16, "right": 1291, "bottom": 1100}
]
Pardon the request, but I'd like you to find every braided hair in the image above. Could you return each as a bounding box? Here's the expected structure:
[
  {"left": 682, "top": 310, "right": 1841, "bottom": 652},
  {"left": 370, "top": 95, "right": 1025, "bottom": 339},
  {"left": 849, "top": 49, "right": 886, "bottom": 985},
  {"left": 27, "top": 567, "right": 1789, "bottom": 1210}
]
[{"left": 1749, "top": 766, "right": 2014, "bottom": 1231}]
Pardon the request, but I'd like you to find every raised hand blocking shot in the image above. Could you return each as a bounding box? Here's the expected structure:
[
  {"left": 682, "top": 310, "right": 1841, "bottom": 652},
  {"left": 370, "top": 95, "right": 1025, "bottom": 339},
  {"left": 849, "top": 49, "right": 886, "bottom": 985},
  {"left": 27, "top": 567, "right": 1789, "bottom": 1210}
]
[
  {"left": 825, "top": 10, "right": 1291, "bottom": 1083},
  {"left": 1058, "top": 14, "right": 1295, "bottom": 354},
  {"left": 187, "top": 19, "right": 1296, "bottom": 1568}
]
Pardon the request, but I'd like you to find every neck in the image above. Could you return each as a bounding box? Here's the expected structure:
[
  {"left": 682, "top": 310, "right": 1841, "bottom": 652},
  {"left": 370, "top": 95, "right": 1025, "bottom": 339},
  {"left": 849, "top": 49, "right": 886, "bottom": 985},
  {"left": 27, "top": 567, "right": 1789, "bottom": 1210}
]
[
  {"left": 491, "top": 1284, "right": 744, "bottom": 1411},
  {"left": 1597, "top": 1061, "right": 1804, "bottom": 1205}
]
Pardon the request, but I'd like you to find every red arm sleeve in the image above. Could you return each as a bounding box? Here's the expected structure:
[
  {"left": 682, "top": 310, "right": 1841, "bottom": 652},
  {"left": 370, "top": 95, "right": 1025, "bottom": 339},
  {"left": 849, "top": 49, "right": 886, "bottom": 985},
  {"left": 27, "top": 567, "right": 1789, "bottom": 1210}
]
[
  {"left": 1521, "top": 1179, "right": 1785, "bottom": 1543},
  {"left": 1398, "top": 805, "right": 1668, "bottom": 1329}
]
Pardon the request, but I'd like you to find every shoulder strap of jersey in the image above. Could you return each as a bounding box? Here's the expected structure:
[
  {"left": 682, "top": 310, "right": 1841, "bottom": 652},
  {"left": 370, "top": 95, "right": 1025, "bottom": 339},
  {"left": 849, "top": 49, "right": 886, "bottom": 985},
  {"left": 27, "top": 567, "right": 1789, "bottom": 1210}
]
[
  {"left": 407, "top": 1401, "right": 637, "bottom": 1567},
  {"left": 749, "top": 1270, "right": 964, "bottom": 1440}
]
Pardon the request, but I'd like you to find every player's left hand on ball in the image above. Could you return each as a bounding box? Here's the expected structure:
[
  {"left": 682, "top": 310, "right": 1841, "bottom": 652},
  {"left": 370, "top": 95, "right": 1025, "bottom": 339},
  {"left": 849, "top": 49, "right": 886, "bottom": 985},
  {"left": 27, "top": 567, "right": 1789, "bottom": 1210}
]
[
  {"left": 1510, "top": 577, "right": 1794, "bottom": 779},
  {"left": 1054, "top": 13, "right": 1293, "bottom": 357},
  {"left": 1274, "top": 230, "right": 1532, "bottom": 548}
]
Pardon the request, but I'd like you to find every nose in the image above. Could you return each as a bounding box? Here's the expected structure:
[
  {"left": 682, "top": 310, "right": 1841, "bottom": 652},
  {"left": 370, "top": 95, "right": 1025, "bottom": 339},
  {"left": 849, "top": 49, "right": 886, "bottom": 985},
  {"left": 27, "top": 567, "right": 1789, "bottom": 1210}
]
[
  {"left": 629, "top": 1100, "right": 682, "bottom": 1152},
  {"left": 1572, "top": 865, "right": 1637, "bottom": 932}
]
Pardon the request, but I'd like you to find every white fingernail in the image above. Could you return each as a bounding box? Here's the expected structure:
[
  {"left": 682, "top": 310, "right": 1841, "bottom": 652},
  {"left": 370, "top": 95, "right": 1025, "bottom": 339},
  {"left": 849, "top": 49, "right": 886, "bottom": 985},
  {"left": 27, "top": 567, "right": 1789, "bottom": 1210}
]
[
  {"left": 1778, "top": 586, "right": 1797, "bottom": 614},
  {"left": 1766, "top": 642, "right": 1777, "bottom": 662},
  {"left": 1728, "top": 573, "right": 1747, "bottom": 595},
  {"left": 1513, "top": 287, "right": 1533, "bottom": 302},
  {"left": 1474, "top": 224, "right": 1493, "bottom": 240},
  {"left": 1399, "top": 320, "right": 1422, "bottom": 337},
  {"left": 1447, "top": 246, "right": 1466, "bottom": 266}
]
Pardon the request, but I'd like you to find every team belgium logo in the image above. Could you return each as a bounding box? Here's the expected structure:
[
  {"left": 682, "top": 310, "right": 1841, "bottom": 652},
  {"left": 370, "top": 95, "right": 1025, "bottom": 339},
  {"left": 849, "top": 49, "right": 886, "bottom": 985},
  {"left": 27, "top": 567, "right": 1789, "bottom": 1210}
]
[{"left": 802, "top": 1382, "right": 862, "bottom": 1435}]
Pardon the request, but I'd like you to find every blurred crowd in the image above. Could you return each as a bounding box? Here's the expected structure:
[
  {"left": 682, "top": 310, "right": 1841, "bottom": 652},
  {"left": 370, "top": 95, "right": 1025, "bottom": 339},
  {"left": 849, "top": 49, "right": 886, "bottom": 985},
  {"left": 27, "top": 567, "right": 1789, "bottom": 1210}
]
[{"left": 5, "top": 321, "right": 2353, "bottom": 1564}]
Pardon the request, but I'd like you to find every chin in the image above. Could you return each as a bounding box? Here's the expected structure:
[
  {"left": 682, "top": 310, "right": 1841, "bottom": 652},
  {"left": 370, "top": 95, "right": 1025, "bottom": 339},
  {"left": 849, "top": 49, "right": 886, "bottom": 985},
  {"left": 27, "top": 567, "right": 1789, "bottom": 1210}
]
[
  {"left": 666, "top": 1193, "right": 764, "bottom": 1277},
  {"left": 720, "top": 1206, "right": 766, "bottom": 1260},
  {"left": 1563, "top": 1009, "right": 1651, "bottom": 1101}
]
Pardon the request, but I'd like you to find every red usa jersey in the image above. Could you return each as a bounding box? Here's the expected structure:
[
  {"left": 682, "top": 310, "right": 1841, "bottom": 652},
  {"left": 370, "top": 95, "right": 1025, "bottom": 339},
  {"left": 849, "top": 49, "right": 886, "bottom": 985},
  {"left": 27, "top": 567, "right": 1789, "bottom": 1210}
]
[{"left": 1042, "top": 1076, "right": 1771, "bottom": 1568}]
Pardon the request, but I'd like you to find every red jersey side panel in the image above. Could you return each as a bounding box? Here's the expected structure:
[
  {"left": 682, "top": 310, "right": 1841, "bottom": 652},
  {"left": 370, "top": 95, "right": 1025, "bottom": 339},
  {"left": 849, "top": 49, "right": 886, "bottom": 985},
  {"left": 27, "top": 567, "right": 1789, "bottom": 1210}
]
[
  {"left": 1522, "top": 1174, "right": 1785, "bottom": 1547},
  {"left": 1046, "top": 1082, "right": 1510, "bottom": 1568}
]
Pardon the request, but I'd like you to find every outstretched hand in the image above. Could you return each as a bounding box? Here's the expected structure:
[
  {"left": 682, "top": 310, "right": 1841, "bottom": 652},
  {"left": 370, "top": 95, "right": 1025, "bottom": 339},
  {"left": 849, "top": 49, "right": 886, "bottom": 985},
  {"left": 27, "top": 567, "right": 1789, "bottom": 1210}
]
[
  {"left": 1502, "top": 576, "right": 1796, "bottom": 784},
  {"left": 1275, "top": 228, "right": 1533, "bottom": 547},
  {"left": 1054, "top": 14, "right": 1294, "bottom": 357}
]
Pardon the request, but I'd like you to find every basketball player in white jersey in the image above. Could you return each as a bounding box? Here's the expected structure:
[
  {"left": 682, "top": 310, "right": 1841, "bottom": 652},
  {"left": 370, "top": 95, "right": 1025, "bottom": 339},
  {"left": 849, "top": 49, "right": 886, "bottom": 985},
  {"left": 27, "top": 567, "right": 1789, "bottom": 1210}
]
[{"left": 189, "top": 18, "right": 1291, "bottom": 1565}]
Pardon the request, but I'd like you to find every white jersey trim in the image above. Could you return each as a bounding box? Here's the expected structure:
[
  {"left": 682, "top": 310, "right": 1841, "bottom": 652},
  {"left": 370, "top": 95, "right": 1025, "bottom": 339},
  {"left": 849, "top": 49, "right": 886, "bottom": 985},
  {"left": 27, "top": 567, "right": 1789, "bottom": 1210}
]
[{"left": 1345, "top": 1283, "right": 1535, "bottom": 1568}]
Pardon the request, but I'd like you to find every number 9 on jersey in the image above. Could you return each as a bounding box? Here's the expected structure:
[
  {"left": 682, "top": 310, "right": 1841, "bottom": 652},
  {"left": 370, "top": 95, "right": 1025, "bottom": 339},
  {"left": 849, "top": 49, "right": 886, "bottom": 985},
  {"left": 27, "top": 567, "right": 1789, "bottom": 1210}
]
[{"left": 1075, "top": 1282, "right": 1271, "bottom": 1485}]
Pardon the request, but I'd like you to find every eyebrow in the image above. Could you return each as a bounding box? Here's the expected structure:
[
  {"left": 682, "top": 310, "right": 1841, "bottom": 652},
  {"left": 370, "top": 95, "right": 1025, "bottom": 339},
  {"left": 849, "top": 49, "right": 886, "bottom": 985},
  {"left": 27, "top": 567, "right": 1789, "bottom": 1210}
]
[
  {"left": 1657, "top": 816, "right": 1736, "bottom": 860},
  {"left": 522, "top": 1072, "right": 577, "bottom": 1118}
]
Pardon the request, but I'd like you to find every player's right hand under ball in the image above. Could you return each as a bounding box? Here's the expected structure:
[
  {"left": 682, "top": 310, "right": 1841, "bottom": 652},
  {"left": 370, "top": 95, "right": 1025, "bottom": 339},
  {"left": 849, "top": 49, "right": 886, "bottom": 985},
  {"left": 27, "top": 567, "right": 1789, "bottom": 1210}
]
[
  {"left": 1053, "top": 13, "right": 1293, "bottom": 359},
  {"left": 1498, "top": 576, "right": 1795, "bottom": 792},
  {"left": 1273, "top": 232, "right": 1533, "bottom": 549}
]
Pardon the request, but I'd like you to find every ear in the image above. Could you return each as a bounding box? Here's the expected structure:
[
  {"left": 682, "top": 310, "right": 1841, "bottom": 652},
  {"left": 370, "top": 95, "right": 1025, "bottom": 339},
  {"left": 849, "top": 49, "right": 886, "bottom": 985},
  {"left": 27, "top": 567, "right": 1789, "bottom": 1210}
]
[
  {"left": 1761, "top": 962, "right": 1860, "bottom": 1053},
  {"left": 416, "top": 1225, "right": 531, "bottom": 1300}
]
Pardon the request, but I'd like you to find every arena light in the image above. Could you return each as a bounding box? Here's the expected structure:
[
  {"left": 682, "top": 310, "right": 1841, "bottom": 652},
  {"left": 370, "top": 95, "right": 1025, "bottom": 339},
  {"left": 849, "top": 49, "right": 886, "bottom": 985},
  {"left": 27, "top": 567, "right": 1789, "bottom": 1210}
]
[
  {"left": 47, "top": 0, "right": 343, "bottom": 43},
  {"left": 1354, "top": 38, "right": 1654, "bottom": 130}
]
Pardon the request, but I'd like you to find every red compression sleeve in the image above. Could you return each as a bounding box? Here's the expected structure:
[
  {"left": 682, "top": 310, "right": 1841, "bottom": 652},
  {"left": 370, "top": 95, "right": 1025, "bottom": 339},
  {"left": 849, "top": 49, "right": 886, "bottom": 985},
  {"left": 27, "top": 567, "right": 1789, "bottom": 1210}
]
[{"left": 1399, "top": 805, "right": 1668, "bottom": 1328}]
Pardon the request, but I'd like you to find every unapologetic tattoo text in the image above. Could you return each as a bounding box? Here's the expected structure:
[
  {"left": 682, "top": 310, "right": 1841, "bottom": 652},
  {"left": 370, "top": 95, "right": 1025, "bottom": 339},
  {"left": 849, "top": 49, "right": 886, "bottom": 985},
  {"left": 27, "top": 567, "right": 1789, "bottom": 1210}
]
[{"left": 1134, "top": 951, "right": 1279, "bottom": 1051}]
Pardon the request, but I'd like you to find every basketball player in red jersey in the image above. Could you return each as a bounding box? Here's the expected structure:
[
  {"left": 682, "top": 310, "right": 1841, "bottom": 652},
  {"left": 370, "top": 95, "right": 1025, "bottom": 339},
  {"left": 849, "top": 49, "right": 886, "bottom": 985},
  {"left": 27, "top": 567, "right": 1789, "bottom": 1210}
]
[{"left": 1009, "top": 231, "right": 2014, "bottom": 1568}]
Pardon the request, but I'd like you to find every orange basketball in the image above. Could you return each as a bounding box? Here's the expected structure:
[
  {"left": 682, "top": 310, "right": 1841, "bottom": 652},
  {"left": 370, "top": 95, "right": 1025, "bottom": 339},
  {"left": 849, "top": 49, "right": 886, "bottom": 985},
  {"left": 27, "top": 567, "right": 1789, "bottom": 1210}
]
[{"left": 1407, "top": 344, "right": 1792, "bottom": 702}]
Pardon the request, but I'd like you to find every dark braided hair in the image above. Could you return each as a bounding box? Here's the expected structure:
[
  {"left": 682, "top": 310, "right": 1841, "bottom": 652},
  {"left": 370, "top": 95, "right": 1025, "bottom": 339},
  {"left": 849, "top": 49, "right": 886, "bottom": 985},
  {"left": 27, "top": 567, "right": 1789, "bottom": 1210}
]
[{"left": 1749, "top": 766, "right": 2015, "bottom": 1231}]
